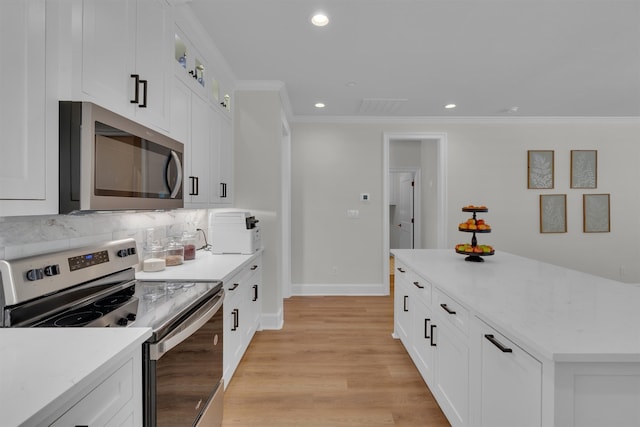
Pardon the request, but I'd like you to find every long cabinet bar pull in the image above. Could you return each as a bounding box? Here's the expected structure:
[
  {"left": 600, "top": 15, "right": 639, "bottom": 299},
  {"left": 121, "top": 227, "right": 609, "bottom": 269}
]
[
  {"left": 413, "top": 281, "right": 424, "bottom": 289},
  {"left": 252, "top": 284, "right": 258, "bottom": 302},
  {"left": 484, "top": 334, "right": 513, "bottom": 353},
  {"left": 139, "top": 79, "right": 148, "bottom": 108},
  {"left": 440, "top": 303, "right": 456, "bottom": 315},
  {"left": 403, "top": 295, "right": 409, "bottom": 312},
  {"left": 424, "top": 318, "right": 431, "bottom": 339},
  {"left": 231, "top": 309, "right": 239, "bottom": 331},
  {"left": 397, "top": 267, "right": 406, "bottom": 273},
  {"left": 430, "top": 324, "right": 437, "bottom": 346},
  {"left": 130, "top": 74, "right": 140, "bottom": 104}
]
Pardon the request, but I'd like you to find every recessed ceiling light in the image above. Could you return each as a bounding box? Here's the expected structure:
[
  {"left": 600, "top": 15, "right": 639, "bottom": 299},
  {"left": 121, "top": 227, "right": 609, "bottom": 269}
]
[
  {"left": 444, "top": 103, "right": 456, "bottom": 109},
  {"left": 311, "top": 13, "right": 329, "bottom": 27},
  {"left": 315, "top": 102, "right": 326, "bottom": 108}
]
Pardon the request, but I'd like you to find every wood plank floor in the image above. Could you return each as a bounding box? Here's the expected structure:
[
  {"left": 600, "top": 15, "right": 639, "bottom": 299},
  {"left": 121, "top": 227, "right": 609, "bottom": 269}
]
[{"left": 222, "top": 295, "right": 450, "bottom": 427}]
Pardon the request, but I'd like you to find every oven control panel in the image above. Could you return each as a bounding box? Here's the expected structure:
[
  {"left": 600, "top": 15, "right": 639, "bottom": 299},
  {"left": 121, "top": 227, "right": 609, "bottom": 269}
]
[
  {"left": 68, "top": 250, "right": 110, "bottom": 271},
  {"left": 0, "top": 238, "right": 139, "bottom": 307}
]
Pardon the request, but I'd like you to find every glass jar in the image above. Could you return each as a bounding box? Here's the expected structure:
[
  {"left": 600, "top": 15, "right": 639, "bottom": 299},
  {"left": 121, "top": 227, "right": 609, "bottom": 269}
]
[
  {"left": 166, "top": 241, "right": 184, "bottom": 266},
  {"left": 143, "top": 244, "right": 166, "bottom": 272},
  {"left": 181, "top": 232, "right": 197, "bottom": 261}
]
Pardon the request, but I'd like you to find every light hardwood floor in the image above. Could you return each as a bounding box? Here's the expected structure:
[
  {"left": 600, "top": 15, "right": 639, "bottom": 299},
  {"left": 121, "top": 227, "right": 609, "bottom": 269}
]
[{"left": 222, "top": 294, "right": 450, "bottom": 427}]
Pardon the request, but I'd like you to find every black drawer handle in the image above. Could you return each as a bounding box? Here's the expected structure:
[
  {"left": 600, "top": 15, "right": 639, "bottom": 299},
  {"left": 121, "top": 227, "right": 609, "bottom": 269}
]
[
  {"left": 252, "top": 284, "right": 258, "bottom": 302},
  {"left": 228, "top": 283, "right": 239, "bottom": 291},
  {"left": 403, "top": 295, "right": 408, "bottom": 312},
  {"left": 424, "top": 318, "right": 431, "bottom": 339},
  {"left": 397, "top": 267, "right": 405, "bottom": 273},
  {"left": 413, "top": 281, "right": 424, "bottom": 289},
  {"left": 440, "top": 303, "right": 456, "bottom": 315},
  {"left": 250, "top": 265, "right": 258, "bottom": 270},
  {"left": 485, "top": 334, "right": 513, "bottom": 353},
  {"left": 430, "top": 324, "right": 437, "bottom": 346}
]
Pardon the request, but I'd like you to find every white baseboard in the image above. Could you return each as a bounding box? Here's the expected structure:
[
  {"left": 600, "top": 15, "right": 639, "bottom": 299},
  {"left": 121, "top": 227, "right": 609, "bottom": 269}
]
[
  {"left": 259, "top": 308, "right": 284, "bottom": 330},
  {"left": 291, "top": 283, "right": 389, "bottom": 296}
]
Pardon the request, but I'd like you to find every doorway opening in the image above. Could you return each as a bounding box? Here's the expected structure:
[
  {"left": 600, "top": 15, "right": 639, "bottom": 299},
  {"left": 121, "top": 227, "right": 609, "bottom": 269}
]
[{"left": 382, "top": 133, "right": 448, "bottom": 294}]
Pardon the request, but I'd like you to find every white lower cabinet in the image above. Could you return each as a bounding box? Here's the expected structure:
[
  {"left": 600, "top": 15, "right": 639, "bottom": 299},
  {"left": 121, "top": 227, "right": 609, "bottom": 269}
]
[
  {"left": 393, "top": 261, "right": 412, "bottom": 346},
  {"left": 411, "top": 299, "right": 435, "bottom": 383},
  {"left": 50, "top": 349, "right": 142, "bottom": 427},
  {"left": 477, "top": 320, "right": 542, "bottom": 427},
  {"left": 433, "top": 301, "right": 470, "bottom": 427},
  {"left": 223, "top": 255, "right": 262, "bottom": 387}
]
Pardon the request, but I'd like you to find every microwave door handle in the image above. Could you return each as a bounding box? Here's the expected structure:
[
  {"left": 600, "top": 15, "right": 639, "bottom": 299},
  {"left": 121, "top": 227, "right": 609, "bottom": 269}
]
[
  {"left": 149, "top": 293, "right": 223, "bottom": 361},
  {"left": 167, "top": 150, "right": 183, "bottom": 199}
]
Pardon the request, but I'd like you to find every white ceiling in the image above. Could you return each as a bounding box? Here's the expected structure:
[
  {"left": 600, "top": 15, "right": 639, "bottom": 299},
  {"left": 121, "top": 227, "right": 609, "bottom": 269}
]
[{"left": 188, "top": 0, "right": 640, "bottom": 118}]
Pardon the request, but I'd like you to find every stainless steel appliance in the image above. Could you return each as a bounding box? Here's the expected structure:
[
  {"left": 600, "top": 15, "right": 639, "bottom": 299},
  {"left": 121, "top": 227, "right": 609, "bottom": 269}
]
[
  {"left": 0, "top": 239, "right": 224, "bottom": 427},
  {"left": 59, "top": 102, "right": 184, "bottom": 214},
  {"left": 209, "top": 210, "right": 261, "bottom": 254}
]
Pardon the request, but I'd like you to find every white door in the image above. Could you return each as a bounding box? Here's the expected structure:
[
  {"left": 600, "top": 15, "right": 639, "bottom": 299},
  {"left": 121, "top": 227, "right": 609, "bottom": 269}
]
[{"left": 397, "top": 173, "right": 414, "bottom": 248}]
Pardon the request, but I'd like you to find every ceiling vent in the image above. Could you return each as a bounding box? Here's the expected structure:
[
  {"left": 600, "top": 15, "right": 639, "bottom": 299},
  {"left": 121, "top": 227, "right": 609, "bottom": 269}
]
[{"left": 358, "top": 98, "right": 407, "bottom": 115}]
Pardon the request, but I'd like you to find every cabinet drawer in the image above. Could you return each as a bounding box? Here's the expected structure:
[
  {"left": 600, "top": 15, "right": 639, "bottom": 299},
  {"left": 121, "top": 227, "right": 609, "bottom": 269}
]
[
  {"left": 434, "top": 289, "right": 469, "bottom": 335},
  {"left": 51, "top": 358, "right": 134, "bottom": 426},
  {"left": 479, "top": 320, "right": 542, "bottom": 427},
  {"left": 407, "top": 270, "right": 432, "bottom": 306}
]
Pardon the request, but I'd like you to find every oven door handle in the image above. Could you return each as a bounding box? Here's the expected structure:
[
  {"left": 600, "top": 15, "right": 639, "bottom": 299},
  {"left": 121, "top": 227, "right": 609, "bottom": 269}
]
[{"left": 149, "top": 292, "right": 223, "bottom": 361}]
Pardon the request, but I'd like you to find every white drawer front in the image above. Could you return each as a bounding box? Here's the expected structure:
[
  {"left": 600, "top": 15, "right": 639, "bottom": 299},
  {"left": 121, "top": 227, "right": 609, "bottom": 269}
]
[{"left": 435, "top": 289, "right": 469, "bottom": 335}]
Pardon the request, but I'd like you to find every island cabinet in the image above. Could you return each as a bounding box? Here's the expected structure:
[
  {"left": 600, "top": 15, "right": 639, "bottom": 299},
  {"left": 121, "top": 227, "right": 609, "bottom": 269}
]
[
  {"left": 392, "top": 249, "right": 640, "bottom": 427},
  {"left": 473, "top": 319, "right": 542, "bottom": 427}
]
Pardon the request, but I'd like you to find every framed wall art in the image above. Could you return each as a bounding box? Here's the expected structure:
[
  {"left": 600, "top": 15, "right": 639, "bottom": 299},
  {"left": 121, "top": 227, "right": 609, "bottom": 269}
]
[
  {"left": 527, "top": 150, "right": 554, "bottom": 189},
  {"left": 540, "top": 194, "right": 566, "bottom": 233},
  {"left": 571, "top": 150, "right": 597, "bottom": 189},
  {"left": 583, "top": 193, "right": 610, "bottom": 233}
]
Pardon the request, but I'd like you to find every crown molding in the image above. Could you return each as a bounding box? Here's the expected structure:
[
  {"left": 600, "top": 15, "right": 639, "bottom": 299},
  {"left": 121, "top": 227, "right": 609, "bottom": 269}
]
[{"left": 291, "top": 115, "right": 640, "bottom": 125}]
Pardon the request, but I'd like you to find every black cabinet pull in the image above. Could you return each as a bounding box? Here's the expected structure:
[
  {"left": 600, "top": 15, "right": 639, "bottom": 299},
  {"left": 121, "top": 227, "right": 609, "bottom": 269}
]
[
  {"left": 189, "top": 176, "right": 199, "bottom": 196},
  {"left": 430, "top": 324, "right": 437, "bottom": 346},
  {"left": 484, "top": 334, "right": 513, "bottom": 353},
  {"left": 440, "top": 303, "right": 456, "bottom": 315},
  {"left": 130, "top": 74, "right": 140, "bottom": 104},
  {"left": 424, "top": 318, "right": 431, "bottom": 339},
  {"left": 252, "top": 284, "right": 258, "bottom": 302},
  {"left": 231, "top": 308, "right": 239, "bottom": 331},
  {"left": 403, "top": 295, "right": 409, "bottom": 312},
  {"left": 139, "top": 79, "right": 147, "bottom": 108},
  {"left": 228, "top": 282, "right": 239, "bottom": 291},
  {"left": 397, "top": 267, "right": 405, "bottom": 273},
  {"left": 413, "top": 281, "right": 424, "bottom": 289},
  {"left": 250, "top": 265, "right": 258, "bottom": 271},
  {"left": 220, "top": 182, "right": 227, "bottom": 198}
]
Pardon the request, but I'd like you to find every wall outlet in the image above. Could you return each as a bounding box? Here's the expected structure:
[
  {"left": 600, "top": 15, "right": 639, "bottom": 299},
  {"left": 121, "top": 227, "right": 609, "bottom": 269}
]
[{"left": 347, "top": 209, "right": 360, "bottom": 219}]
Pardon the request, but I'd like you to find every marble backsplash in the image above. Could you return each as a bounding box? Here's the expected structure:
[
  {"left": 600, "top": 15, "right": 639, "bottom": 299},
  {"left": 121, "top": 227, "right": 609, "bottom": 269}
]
[{"left": 0, "top": 209, "right": 211, "bottom": 261}]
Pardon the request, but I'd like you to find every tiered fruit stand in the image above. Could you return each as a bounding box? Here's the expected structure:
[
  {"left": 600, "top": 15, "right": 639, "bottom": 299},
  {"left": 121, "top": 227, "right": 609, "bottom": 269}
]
[{"left": 455, "top": 205, "right": 494, "bottom": 262}]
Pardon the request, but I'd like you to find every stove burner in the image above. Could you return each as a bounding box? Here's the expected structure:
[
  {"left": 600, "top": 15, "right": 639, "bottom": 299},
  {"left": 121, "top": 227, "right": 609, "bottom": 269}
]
[
  {"left": 54, "top": 310, "right": 103, "bottom": 327},
  {"left": 93, "top": 294, "right": 132, "bottom": 308}
]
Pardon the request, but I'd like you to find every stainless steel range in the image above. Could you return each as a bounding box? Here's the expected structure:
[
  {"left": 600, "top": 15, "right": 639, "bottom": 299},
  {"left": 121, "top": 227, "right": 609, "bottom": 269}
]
[{"left": 0, "top": 238, "right": 224, "bottom": 427}]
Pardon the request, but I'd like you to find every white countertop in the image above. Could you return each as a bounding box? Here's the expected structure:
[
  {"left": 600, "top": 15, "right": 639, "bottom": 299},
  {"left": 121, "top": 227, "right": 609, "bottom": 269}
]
[
  {"left": 135, "top": 249, "right": 261, "bottom": 282},
  {"left": 391, "top": 249, "right": 640, "bottom": 362},
  {"left": 0, "top": 327, "right": 151, "bottom": 427}
]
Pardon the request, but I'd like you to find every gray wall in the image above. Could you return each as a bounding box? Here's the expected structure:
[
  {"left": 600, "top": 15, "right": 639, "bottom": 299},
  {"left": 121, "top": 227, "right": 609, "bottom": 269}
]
[
  {"left": 234, "top": 89, "right": 284, "bottom": 327},
  {"left": 291, "top": 119, "right": 640, "bottom": 286}
]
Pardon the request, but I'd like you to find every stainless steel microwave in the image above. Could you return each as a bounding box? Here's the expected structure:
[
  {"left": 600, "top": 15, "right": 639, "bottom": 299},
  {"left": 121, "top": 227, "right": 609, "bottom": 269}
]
[{"left": 59, "top": 102, "right": 184, "bottom": 214}]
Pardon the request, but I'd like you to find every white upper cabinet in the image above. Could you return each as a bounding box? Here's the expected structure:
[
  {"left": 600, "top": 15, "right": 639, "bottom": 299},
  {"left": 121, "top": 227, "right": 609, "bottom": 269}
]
[
  {"left": 82, "top": 0, "right": 171, "bottom": 131},
  {"left": 0, "top": 0, "right": 56, "bottom": 216}
]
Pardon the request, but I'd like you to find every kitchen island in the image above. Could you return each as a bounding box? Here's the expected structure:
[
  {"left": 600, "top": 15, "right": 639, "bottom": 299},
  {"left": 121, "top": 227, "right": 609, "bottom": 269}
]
[{"left": 392, "top": 249, "right": 640, "bottom": 427}]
